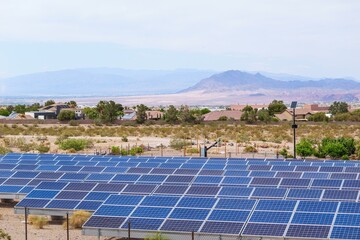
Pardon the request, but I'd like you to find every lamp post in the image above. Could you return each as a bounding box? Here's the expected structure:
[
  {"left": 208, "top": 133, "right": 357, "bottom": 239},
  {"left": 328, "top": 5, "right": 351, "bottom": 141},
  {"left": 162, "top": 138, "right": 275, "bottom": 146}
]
[{"left": 291, "top": 101, "right": 298, "bottom": 159}]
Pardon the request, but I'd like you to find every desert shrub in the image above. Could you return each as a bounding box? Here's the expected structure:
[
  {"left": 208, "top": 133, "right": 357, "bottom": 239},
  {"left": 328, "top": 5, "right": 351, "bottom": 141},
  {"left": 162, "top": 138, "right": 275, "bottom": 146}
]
[
  {"left": 111, "top": 146, "right": 121, "bottom": 155},
  {"left": 64, "top": 210, "right": 91, "bottom": 229},
  {"left": 0, "top": 146, "right": 11, "bottom": 155},
  {"left": 37, "top": 145, "right": 50, "bottom": 153},
  {"left": 218, "top": 116, "right": 228, "bottom": 121},
  {"left": 57, "top": 138, "right": 93, "bottom": 151},
  {"left": 296, "top": 139, "right": 315, "bottom": 158},
  {"left": 28, "top": 215, "right": 48, "bottom": 229},
  {"left": 69, "top": 120, "right": 79, "bottom": 126},
  {"left": 57, "top": 110, "right": 75, "bottom": 121},
  {"left": 279, "top": 148, "right": 288, "bottom": 158},
  {"left": 169, "top": 138, "right": 191, "bottom": 150},
  {"left": 186, "top": 148, "right": 200, "bottom": 154},
  {"left": 243, "top": 145, "right": 258, "bottom": 153},
  {"left": 121, "top": 136, "right": 128, "bottom": 142},
  {"left": 0, "top": 229, "right": 11, "bottom": 240}
]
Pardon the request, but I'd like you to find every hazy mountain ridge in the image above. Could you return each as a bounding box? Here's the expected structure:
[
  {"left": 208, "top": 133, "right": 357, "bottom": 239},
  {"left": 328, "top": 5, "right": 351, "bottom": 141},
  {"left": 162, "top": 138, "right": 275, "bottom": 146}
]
[
  {"left": 0, "top": 68, "right": 216, "bottom": 96},
  {"left": 180, "top": 70, "right": 360, "bottom": 93}
]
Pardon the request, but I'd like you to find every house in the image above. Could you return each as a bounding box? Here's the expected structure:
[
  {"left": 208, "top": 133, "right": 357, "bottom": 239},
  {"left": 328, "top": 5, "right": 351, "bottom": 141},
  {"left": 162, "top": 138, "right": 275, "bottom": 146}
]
[
  {"left": 230, "top": 104, "right": 268, "bottom": 111},
  {"left": 0, "top": 111, "right": 34, "bottom": 120},
  {"left": 303, "top": 104, "right": 329, "bottom": 113},
  {"left": 122, "top": 110, "right": 136, "bottom": 120},
  {"left": 203, "top": 110, "right": 243, "bottom": 121},
  {"left": 146, "top": 110, "right": 163, "bottom": 120},
  {"left": 25, "top": 103, "right": 70, "bottom": 119}
]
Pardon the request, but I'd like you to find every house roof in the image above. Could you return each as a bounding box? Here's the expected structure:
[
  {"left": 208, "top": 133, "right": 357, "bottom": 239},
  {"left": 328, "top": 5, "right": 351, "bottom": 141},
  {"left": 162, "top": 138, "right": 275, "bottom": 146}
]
[{"left": 203, "top": 110, "right": 242, "bottom": 121}]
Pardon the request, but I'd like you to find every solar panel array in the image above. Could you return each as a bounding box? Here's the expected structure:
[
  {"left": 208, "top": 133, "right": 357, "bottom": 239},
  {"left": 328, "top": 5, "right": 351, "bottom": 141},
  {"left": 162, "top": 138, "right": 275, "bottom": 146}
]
[{"left": 1, "top": 153, "right": 360, "bottom": 239}]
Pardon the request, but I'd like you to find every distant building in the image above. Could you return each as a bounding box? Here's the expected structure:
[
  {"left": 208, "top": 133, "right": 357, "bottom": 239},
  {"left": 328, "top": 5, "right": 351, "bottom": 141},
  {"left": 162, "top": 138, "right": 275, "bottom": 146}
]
[
  {"left": 25, "top": 103, "right": 70, "bottom": 119},
  {"left": 203, "top": 110, "right": 242, "bottom": 121}
]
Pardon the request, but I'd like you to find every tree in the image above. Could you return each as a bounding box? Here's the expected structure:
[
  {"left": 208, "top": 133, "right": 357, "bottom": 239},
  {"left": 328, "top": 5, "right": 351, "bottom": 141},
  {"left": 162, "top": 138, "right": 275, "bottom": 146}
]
[
  {"left": 241, "top": 106, "right": 257, "bottom": 123},
  {"left": 0, "top": 109, "right": 10, "bottom": 116},
  {"left": 96, "top": 100, "right": 123, "bottom": 123},
  {"left": 178, "top": 105, "right": 195, "bottom": 123},
  {"left": 200, "top": 108, "right": 211, "bottom": 115},
  {"left": 268, "top": 100, "right": 287, "bottom": 116},
  {"left": 66, "top": 100, "right": 77, "bottom": 108},
  {"left": 164, "top": 105, "right": 178, "bottom": 123},
  {"left": 136, "top": 104, "right": 148, "bottom": 124},
  {"left": 14, "top": 105, "right": 26, "bottom": 114},
  {"left": 318, "top": 137, "right": 356, "bottom": 159},
  {"left": 257, "top": 109, "right": 271, "bottom": 123},
  {"left": 44, "top": 100, "right": 55, "bottom": 106},
  {"left": 329, "top": 101, "right": 349, "bottom": 115},
  {"left": 308, "top": 112, "right": 329, "bottom": 122},
  {"left": 296, "top": 139, "right": 315, "bottom": 158},
  {"left": 57, "top": 110, "right": 75, "bottom": 121},
  {"left": 83, "top": 107, "right": 98, "bottom": 120}
]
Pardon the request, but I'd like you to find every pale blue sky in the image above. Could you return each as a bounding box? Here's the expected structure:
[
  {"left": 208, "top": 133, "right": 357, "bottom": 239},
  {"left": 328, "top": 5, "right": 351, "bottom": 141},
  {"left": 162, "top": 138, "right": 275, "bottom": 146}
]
[{"left": 0, "top": 0, "right": 359, "bottom": 79}]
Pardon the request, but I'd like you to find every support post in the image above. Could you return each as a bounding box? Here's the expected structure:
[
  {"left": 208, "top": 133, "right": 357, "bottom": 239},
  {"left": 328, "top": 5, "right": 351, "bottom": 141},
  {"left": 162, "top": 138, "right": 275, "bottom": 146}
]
[
  {"left": 66, "top": 213, "right": 69, "bottom": 240},
  {"left": 128, "top": 221, "right": 131, "bottom": 239},
  {"left": 25, "top": 207, "right": 28, "bottom": 240},
  {"left": 192, "top": 231, "right": 194, "bottom": 240}
]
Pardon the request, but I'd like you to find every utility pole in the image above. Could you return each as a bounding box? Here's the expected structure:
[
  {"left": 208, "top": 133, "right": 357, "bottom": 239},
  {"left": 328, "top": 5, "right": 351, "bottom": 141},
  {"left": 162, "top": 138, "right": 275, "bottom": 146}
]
[{"left": 291, "top": 101, "right": 298, "bottom": 159}]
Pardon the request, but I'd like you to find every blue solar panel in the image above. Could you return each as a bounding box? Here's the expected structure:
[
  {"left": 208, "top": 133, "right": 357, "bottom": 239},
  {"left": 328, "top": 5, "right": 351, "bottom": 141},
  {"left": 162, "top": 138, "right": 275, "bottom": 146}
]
[
  {"left": 121, "top": 218, "right": 163, "bottom": 230},
  {"left": 46, "top": 200, "right": 80, "bottom": 209},
  {"left": 339, "top": 202, "right": 360, "bottom": 213},
  {"left": 194, "top": 176, "right": 222, "bottom": 184},
  {"left": 84, "top": 216, "right": 126, "bottom": 228},
  {"left": 170, "top": 208, "right": 210, "bottom": 220},
  {"left": 287, "top": 189, "right": 323, "bottom": 200},
  {"left": 243, "top": 223, "right": 287, "bottom": 237},
  {"left": 343, "top": 180, "right": 360, "bottom": 189},
  {"left": 219, "top": 187, "right": 253, "bottom": 197},
  {"left": 12, "top": 171, "right": 39, "bottom": 178},
  {"left": 323, "top": 189, "right": 358, "bottom": 201},
  {"left": 186, "top": 186, "right": 220, "bottom": 196},
  {"left": 26, "top": 190, "right": 59, "bottom": 199},
  {"left": 335, "top": 214, "right": 360, "bottom": 226},
  {"left": 249, "top": 171, "right": 276, "bottom": 177},
  {"left": 85, "top": 192, "right": 111, "bottom": 201},
  {"left": 216, "top": 198, "right": 256, "bottom": 210},
  {"left": 209, "top": 210, "right": 249, "bottom": 222},
  {"left": 76, "top": 201, "right": 102, "bottom": 210},
  {"left": 155, "top": 185, "right": 188, "bottom": 195},
  {"left": 286, "top": 225, "right": 330, "bottom": 238},
  {"left": 280, "top": 178, "right": 310, "bottom": 187},
  {"left": 138, "top": 175, "right": 167, "bottom": 182},
  {"left": 222, "top": 177, "right": 251, "bottom": 185},
  {"left": 165, "top": 175, "right": 194, "bottom": 183},
  {"left": 141, "top": 196, "right": 180, "bottom": 207},
  {"left": 250, "top": 211, "right": 292, "bottom": 224},
  {"left": 312, "top": 179, "right": 342, "bottom": 188},
  {"left": 16, "top": 199, "right": 50, "bottom": 208},
  {"left": 64, "top": 182, "right": 96, "bottom": 191},
  {"left": 161, "top": 219, "right": 203, "bottom": 232},
  {"left": 177, "top": 197, "right": 216, "bottom": 208},
  {"left": 123, "top": 184, "right": 156, "bottom": 194},
  {"left": 292, "top": 212, "right": 334, "bottom": 225},
  {"left": 331, "top": 226, "right": 360, "bottom": 240},
  {"left": 302, "top": 172, "right": 329, "bottom": 179},
  {"left": 86, "top": 173, "right": 114, "bottom": 181},
  {"left": 251, "top": 188, "right": 286, "bottom": 198},
  {"left": 131, "top": 207, "right": 171, "bottom": 218},
  {"left": 111, "top": 174, "right": 141, "bottom": 182},
  {"left": 201, "top": 221, "right": 243, "bottom": 234},
  {"left": 60, "top": 173, "right": 88, "bottom": 180},
  {"left": 105, "top": 195, "right": 143, "bottom": 205},
  {"left": 0, "top": 186, "right": 23, "bottom": 193},
  {"left": 256, "top": 200, "right": 296, "bottom": 211},
  {"left": 297, "top": 201, "right": 338, "bottom": 213},
  {"left": 95, "top": 205, "right": 134, "bottom": 216}
]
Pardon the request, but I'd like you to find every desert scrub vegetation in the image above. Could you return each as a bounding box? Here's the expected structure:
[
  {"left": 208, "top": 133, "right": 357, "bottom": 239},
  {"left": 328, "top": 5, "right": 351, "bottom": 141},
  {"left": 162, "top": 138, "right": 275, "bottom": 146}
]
[
  {"left": 64, "top": 210, "right": 91, "bottom": 229},
  {"left": 0, "top": 229, "right": 11, "bottom": 240},
  {"left": 28, "top": 215, "right": 49, "bottom": 229},
  {"left": 1, "top": 122, "right": 360, "bottom": 145},
  {"left": 56, "top": 137, "right": 93, "bottom": 151},
  {"left": 145, "top": 232, "right": 169, "bottom": 240}
]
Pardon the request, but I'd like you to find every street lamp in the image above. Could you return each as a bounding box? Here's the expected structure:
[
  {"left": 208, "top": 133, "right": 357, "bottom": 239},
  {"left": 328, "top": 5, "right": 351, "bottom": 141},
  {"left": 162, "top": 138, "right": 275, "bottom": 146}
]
[{"left": 291, "top": 101, "right": 298, "bottom": 159}]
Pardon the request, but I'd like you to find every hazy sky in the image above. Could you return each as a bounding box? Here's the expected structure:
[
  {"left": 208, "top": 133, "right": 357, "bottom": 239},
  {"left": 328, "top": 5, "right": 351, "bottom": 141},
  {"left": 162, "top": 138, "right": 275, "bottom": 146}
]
[{"left": 0, "top": 0, "right": 359, "bottom": 79}]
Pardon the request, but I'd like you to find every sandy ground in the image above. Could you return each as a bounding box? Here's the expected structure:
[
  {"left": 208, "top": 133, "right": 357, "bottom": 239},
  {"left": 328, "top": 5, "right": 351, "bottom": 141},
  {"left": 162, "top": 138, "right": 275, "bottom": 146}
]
[{"left": 0, "top": 202, "right": 108, "bottom": 240}]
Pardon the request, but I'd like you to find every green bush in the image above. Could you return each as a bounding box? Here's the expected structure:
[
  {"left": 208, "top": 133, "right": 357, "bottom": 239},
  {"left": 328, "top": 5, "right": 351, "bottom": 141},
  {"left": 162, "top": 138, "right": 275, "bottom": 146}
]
[
  {"left": 111, "top": 146, "right": 121, "bottom": 155},
  {"left": 57, "top": 138, "right": 93, "bottom": 151},
  {"left": 37, "top": 145, "right": 50, "bottom": 153},
  {"left": 0, "top": 146, "right": 11, "bottom": 155},
  {"left": 243, "top": 145, "right": 258, "bottom": 153},
  {"left": 57, "top": 110, "right": 75, "bottom": 121},
  {"left": 69, "top": 120, "right": 79, "bottom": 126},
  {"left": 169, "top": 138, "right": 191, "bottom": 150},
  {"left": 0, "top": 229, "right": 11, "bottom": 240},
  {"left": 296, "top": 139, "right": 315, "bottom": 158}
]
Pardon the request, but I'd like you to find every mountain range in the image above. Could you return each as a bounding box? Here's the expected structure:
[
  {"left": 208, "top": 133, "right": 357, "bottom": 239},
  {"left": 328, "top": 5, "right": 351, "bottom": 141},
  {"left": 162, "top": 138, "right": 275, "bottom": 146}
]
[{"left": 0, "top": 68, "right": 359, "bottom": 104}]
